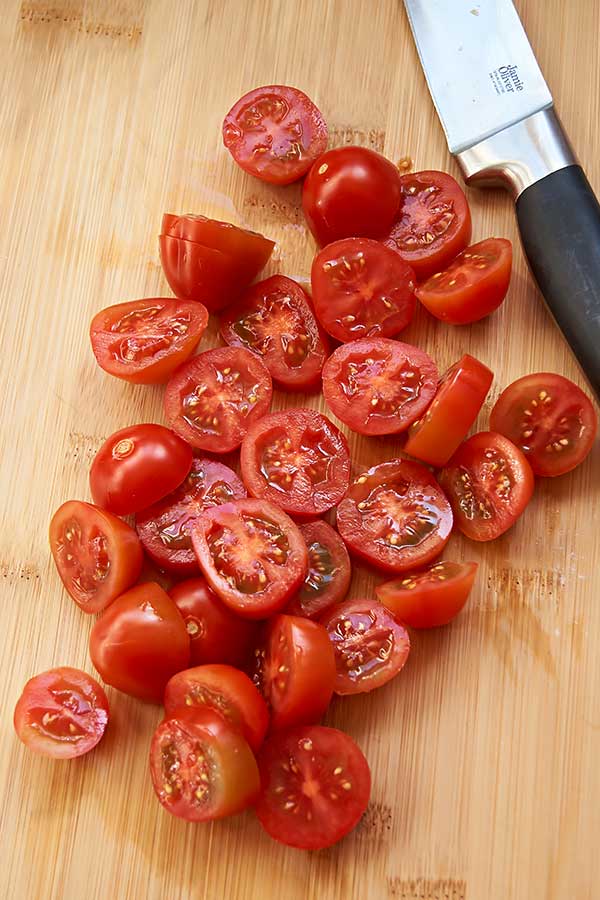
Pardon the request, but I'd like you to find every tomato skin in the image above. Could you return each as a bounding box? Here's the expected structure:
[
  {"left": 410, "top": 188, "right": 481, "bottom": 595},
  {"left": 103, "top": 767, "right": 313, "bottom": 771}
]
[
  {"left": 150, "top": 708, "right": 260, "bottom": 822},
  {"left": 404, "top": 354, "right": 493, "bottom": 467},
  {"left": 222, "top": 85, "right": 328, "bottom": 185},
  {"left": 13, "top": 667, "right": 109, "bottom": 759},
  {"left": 438, "top": 432, "right": 534, "bottom": 541},
  {"left": 286, "top": 520, "right": 351, "bottom": 619},
  {"left": 256, "top": 725, "right": 371, "bottom": 849},
  {"left": 376, "top": 560, "right": 478, "bottom": 628},
  {"left": 89, "top": 583, "right": 190, "bottom": 703},
  {"left": 89, "top": 298, "right": 208, "bottom": 384},
  {"left": 489, "top": 373, "right": 598, "bottom": 477},
  {"left": 302, "top": 146, "right": 402, "bottom": 246},
  {"left": 49, "top": 500, "right": 143, "bottom": 613}
]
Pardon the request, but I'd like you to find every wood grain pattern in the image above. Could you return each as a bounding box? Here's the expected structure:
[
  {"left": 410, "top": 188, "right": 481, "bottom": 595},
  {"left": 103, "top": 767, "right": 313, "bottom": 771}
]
[{"left": 1, "top": 1, "right": 599, "bottom": 898}]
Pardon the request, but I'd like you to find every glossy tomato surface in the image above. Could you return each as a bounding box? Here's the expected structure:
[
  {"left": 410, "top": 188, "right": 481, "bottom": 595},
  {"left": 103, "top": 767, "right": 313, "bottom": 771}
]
[
  {"left": 13, "top": 667, "right": 109, "bottom": 759},
  {"left": 286, "top": 520, "right": 351, "bottom": 619},
  {"left": 240, "top": 407, "right": 351, "bottom": 516},
  {"left": 376, "top": 560, "right": 478, "bottom": 628},
  {"left": 322, "top": 338, "right": 438, "bottom": 436}
]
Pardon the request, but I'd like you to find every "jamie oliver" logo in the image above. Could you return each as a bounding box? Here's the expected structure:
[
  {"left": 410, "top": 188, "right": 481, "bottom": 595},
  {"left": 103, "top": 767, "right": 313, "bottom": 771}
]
[{"left": 489, "top": 64, "right": 524, "bottom": 95}]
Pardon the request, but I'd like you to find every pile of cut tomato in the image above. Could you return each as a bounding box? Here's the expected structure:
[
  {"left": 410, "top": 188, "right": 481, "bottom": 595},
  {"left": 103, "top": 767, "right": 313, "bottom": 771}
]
[{"left": 14, "top": 85, "right": 597, "bottom": 851}]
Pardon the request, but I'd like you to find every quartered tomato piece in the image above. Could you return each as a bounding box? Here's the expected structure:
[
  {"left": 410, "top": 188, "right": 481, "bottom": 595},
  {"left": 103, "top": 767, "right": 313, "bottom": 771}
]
[
  {"left": 286, "top": 520, "right": 351, "bottom": 619},
  {"left": 320, "top": 599, "right": 410, "bottom": 695},
  {"left": 219, "top": 275, "right": 329, "bottom": 391},
  {"left": 49, "top": 500, "right": 143, "bottom": 613},
  {"left": 490, "top": 373, "right": 597, "bottom": 477},
  {"left": 240, "top": 408, "right": 351, "bottom": 517},
  {"left": 336, "top": 459, "right": 453, "bottom": 572},
  {"left": 252, "top": 614, "right": 335, "bottom": 731},
  {"left": 150, "top": 708, "right": 260, "bottom": 822},
  {"left": 165, "top": 347, "right": 272, "bottom": 453},
  {"left": 222, "top": 85, "right": 328, "bottom": 185},
  {"left": 13, "top": 667, "right": 109, "bottom": 759},
  {"left": 191, "top": 498, "right": 308, "bottom": 619},
  {"left": 89, "top": 298, "right": 208, "bottom": 384},
  {"left": 322, "top": 338, "right": 438, "bottom": 436},
  {"left": 311, "top": 238, "right": 416, "bottom": 342},
  {"left": 376, "top": 560, "right": 478, "bottom": 628},
  {"left": 135, "top": 457, "right": 246, "bottom": 576},
  {"left": 438, "top": 432, "right": 534, "bottom": 541},
  {"left": 404, "top": 354, "right": 493, "bottom": 467},
  {"left": 383, "top": 171, "right": 472, "bottom": 280}
]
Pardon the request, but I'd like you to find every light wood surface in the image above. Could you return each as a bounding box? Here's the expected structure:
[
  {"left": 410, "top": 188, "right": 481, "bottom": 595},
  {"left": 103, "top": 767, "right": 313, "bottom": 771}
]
[{"left": 1, "top": 1, "right": 599, "bottom": 898}]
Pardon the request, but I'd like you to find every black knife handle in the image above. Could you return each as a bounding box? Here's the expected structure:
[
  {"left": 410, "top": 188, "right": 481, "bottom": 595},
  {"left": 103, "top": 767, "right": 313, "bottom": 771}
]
[{"left": 516, "top": 165, "right": 600, "bottom": 398}]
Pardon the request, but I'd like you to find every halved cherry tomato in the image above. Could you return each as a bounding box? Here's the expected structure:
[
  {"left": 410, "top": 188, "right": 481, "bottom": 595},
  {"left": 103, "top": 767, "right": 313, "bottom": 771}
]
[
  {"left": 311, "top": 238, "right": 416, "bottom": 342},
  {"left": 336, "top": 459, "right": 453, "bottom": 572},
  {"left": 320, "top": 599, "right": 410, "bottom": 695},
  {"left": 49, "top": 500, "right": 143, "bottom": 613},
  {"left": 376, "top": 560, "right": 478, "bottom": 628},
  {"left": 90, "top": 424, "right": 192, "bottom": 516},
  {"left": 252, "top": 614, "right": 335, "bottom": 731},
  {"left": 302, "top": 146, "right": 402, "bottom": 246},
  {"left": 490, "top": 373, "right": 597, "bottom": 477},
  {"left": 13, "top": 667, "right": 109, "bottom": 759},
  {"left": 169, "top": 578, "right": 259, "bottom": 668},
  {"left": 256, "top": 725, "right": 371, "bottom": 849},
  {"left": 150, "top": 707, "right": 260, "bottom": 822},
  {"left": 416, "top": 238, "right": 512, "bottom": 324},
  {"left": 222, "top": 85, "right": 328, "bottom": 185},
  {"left": 322, "top": 338, "right": 438, "bottom": 436},
  {"left": 383, "top": 171, "right": 472, "bottom": 280},
  {"left": 89, "top": 298, "right": 208, "bottom": 384},
  {"left": 240, "top": 408, "right": 351, "bottom": 517},
  {"left": 89, "top": 582, "right": 190, "bottom": 703},
  {"left": 135, "top": 457, "right": 246, "bottom": 576},
  {"left": 191, "top": 498, "right": 308, "bottom": 619},
  {"left": 404, "top": 354, "right": 493, "bottom": 466},
  {"left": 438, "top": 432, "right": 534, "bottom": 541},
  {"left": 219, "top": 275, "right": 329, "bottom": 391},
  {"left": 286, "top": 520, "right": 351, "bottom": 619},
  {"left": 164, "top": 347, "right": 272, "bottom": 453},
  {"left": 164, "top": 664, "right": 268, "bottom": 752}
]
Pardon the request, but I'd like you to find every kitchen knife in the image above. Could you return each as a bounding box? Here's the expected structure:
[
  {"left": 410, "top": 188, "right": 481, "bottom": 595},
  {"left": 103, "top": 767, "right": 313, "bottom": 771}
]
[{"left": 403, "top": 0, "right": 600, "bottom": 398}]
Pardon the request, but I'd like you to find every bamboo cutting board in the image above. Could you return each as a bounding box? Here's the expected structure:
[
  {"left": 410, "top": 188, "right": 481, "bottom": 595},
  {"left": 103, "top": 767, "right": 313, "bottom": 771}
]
[{"left": 1, "top": 1, "right": 599, "bottom": 898}]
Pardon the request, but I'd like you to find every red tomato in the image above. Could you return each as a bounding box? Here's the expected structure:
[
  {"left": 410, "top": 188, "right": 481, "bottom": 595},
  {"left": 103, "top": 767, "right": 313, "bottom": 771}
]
[
  {"left": 13, "top": 667, "right": 109, "bottom": 759},
  {"left": 49, "top": 500, "right": 143, "bottom": 613},
  {"left": 256, "top": 725, "right": 371, "bottom": 849},
  {"left": 404, "top": 354, "right": 493, "bottom": 467},
  {"left": 438, "top": 432, "right": 534, "bottom": 541},
  {"left": 320, "top": 598, "right": 410, "bottom": 694},
  {"left": 416, "top": 238, "right": 512, "bottom": 324},
  {"left": 219, "top": 275, "right": 329, "bottom": 391},
  {"left": 135, "top": 457, "right": 246, "bottom": 576},
  {"left": 302, "top": 145, "right": 402, "bottom": 246},
  {"left": 311, "top": 238, "right": 416, "bottom": 342},
  {"left": 164, "top": 664, "right": 268, "bottom": 752},
  {"left": 376, "top": 560, "right": 478, "bottom": 628},
  {"left": 336, "top": 459, "right": 453, "bottom": 572},
  {"left": 169, "top": 578, "right": 259, "bottom": 668},
  {"left": 222, "top": 85, "right": 328, "bottom": 185},
  {"left": 490, "top": 373, "right": 598, "bottom": 477},
  {"left": 90, "top": 424, "right": 192, "bottom": 516},
  {"left": 322, "top": 338, "right": 438, "bottom": 436},
  {"left": 252, "top": 614, "right": 335, "bottom": 731},
  {"left": 89, "top": 582, "right": 190, "bottom": 703},
  {"left": 286, "top": 520, "right": 351, "bottom": 619},
  {"left": 383, "top": 171, "right": 472, "bottom": 280},
  {"left": 89, "top": 298, "right": 208, "bottom": 384},
  {"left": 191, "top": 498, "right": 308, "bottom": 619},
  {"left": 240, "top": 407, "right": 351, "bottom": 517},
  {"left": 164, "top": 347, "right": 272, "bottom": 453},
  {"left": 150, "top": 708, "right": 259, "bottom": 822}
]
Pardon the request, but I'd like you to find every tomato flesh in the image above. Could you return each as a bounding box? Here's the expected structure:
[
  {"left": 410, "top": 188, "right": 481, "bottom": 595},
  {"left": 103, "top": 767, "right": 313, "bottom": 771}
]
[
  {"left": 376, "top": 560, "right": 478, "bottom": 628},
  {"left": 286, "top": 520, "right": 351, "bottom": 619}
]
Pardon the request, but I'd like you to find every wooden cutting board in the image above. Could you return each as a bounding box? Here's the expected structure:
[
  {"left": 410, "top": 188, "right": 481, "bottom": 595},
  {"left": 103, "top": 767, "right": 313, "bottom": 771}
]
[{"left": 1, "top": 1, "right": 599, "bottom": 898}]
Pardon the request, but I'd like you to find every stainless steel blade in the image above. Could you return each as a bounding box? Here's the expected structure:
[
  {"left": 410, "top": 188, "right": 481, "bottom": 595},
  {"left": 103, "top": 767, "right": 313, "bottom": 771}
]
[{"left": 403, "top": 0, "right": 553, "bottom": 154}]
